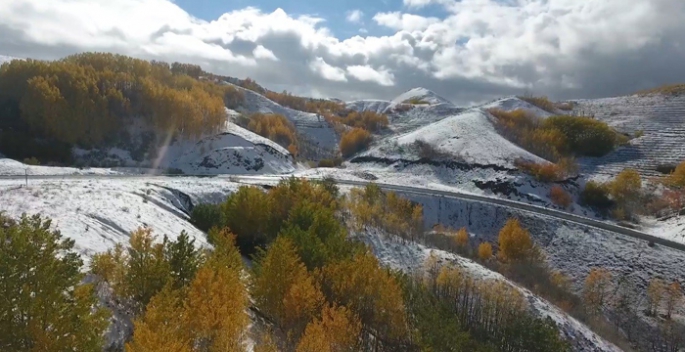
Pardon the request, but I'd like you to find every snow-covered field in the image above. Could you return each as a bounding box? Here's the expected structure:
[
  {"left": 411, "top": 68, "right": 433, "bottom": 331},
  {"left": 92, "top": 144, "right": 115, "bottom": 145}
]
[{"left": 0, "top": 177, "right": 241, "bottom": 261}]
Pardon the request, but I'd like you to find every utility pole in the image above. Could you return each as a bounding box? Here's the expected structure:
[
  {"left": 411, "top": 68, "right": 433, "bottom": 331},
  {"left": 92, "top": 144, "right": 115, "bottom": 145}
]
[{"left": 25, "top": 168, "right": 28, "bottom": 186}]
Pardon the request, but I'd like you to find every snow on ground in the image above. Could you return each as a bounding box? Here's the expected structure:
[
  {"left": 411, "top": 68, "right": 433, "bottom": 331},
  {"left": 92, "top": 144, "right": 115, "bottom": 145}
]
[
  {"left": 483, "top": 96, "right": 554, "bottom": 118},
  {"left": 358, "top": 230, "right": 621, "bottom": 352},
  {"left": 225, "top": 83, "right": 339, "bottom": 157},
  {"left": 345, "top": 99, "right": 393, "bottom": 114},
  {"left": 364, "top": 109, "right": 546, "bottom": 167},
  {"left": 0, "top": 158, "right": 126, "bottom": 176},
  {"left": 641, "top": 215, "right": 685, "bottom": 244},
  {"left": 0, "top": 178, "right": 241, "bottom": 262},
  {"left": 391, "top": 87, "right": 454, "bottom": 106}
]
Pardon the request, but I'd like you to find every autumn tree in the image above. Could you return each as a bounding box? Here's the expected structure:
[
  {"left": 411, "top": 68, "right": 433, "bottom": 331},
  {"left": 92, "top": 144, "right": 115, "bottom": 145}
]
[
  {"left": 340, "top": 128, "right": 372, "bottom": 158},
  {"left": 252, "top": 236, "right": 325, "bottom": 343},
  {"left": 607, "top": 169, "right": 642, "bottom": 219},
  {"left": 667, "top": 161, "right": 685, "bottom": 189},
  {"left": 454, "top": 227, "right": 469, "bottom": 249},
  {"left": 497, "top": 218, "right": 535, "bottom": 263},
  {"left": 583, "top": 268, "right": 612, "bottom": 315},
  {"left": 220, "top": 186, "right": 272, "bottom": 253},
  {"left": 664, "top": 281, "right": 683, "bottom": 319},
  {"left": 0, "top": 214, "right": 109, "bottom": 351},
  {"left": 296, "top": 305, "right": 362, "bottom": 352},
  {"left": 477, "top": 242, "right": 493, "bottom": 261},
  {"left": 320, "top": 252, "right": 408, "bottom": 348},
  {"left": 647, "top": 278, "right": 666, "bottom": 316},
  {"left": 247, "top": 113, "right": 299, "bottom": 155}
]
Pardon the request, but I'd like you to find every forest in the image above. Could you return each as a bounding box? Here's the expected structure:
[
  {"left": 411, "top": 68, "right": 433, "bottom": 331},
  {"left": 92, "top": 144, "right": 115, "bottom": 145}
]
[
  {"left": 1, "top": 179, "right": 586, "bottom": 352},
  {"left": 0, "top": 53, "right": 244, "bottom": 163}
]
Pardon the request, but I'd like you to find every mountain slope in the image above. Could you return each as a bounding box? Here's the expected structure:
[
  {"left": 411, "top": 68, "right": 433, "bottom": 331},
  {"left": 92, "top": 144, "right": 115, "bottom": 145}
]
[
  {"left": 392, "top": 87, "right": 454, "bottom": 106},
  {"left": 225, "top": 83, "right": 339, "bottom": 159}
]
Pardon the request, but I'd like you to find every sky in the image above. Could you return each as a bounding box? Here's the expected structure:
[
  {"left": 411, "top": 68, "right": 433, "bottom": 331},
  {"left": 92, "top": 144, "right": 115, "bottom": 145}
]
[{"left": 1, "top": 0, "right": 684, "bottom": 104}]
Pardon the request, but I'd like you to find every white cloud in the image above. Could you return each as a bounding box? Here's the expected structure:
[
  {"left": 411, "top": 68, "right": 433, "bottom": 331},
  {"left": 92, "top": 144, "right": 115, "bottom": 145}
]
[
  {"left": 309, "top": 57, "right": 347, "bottom": 82},
  {"left": 346, "top": 65, "right": 395, "bottom": 86},
  {"left": 346, "top": 9, "right": 363, "bottom": 23},
  {"left": 253, "top": 45, "right": 278, "bottom": 61},
  {"left": 0, "top": 0, "right": 684, "bottom": 103},
  {"left": 373, "top": 12, "right": 440, "bottom": 32}
]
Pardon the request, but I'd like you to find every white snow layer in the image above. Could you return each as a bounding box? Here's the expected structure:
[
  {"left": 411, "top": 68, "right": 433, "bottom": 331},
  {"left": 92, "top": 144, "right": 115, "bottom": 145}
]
[{"left": 391, "top": 87, "right": 454, "bottom": 106}]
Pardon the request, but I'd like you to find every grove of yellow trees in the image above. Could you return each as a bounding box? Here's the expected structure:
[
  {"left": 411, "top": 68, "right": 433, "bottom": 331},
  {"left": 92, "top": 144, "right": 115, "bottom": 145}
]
[
  {"left": 246, "top": 113, "right": 300, "bottom": 156},
  {"left": 339, "top": 128, "right": 373, "bottom": 158},
  {"left": 0, "top": 53, "right": 244, "bottom": 162}
]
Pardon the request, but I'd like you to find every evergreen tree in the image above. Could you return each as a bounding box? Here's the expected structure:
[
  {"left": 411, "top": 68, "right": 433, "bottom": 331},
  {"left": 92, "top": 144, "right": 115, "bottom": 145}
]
[
  {"left": 164, "top": 231, "right": 204, "bottom": 289},
  {"left": 0, "top": 214, "right": 109, "bottom": 351}
]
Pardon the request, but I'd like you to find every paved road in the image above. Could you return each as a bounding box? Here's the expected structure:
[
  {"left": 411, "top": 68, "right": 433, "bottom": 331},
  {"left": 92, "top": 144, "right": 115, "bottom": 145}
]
[{"left": 2, "top": 173, "right": 683, "bottom": 252}]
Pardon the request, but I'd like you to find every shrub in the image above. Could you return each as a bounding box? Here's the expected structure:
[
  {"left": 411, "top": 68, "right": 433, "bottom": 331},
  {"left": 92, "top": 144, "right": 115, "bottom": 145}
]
[
  {"left": 497, "top": 218, "right": 537, "bottom": 263},
  {"left": 190, "top": 203, "right": 222, "bottom": 232},
  {"left": 22, "top": 156, "right": 40, "bottom": 165},
  {"left": 634, "top": 129, "right": 644, "bottom": 138},
  {"left": 477, "top": 242, "right": 493, "bottom": 261},
  {"left": 337, "top": 111, "right": 389, "bottom": 132},
  {"left": 550, "top": 186, "right": 573, "bottom": 208},
  {"left": 317, "top": 157, "right": 343, "bottom": 168},
  {"left": 666, "top": 161, "right": 685, "bottom": 188},
  {"left": 556, "top": 102, "right": 574, "bottom": 111},
  {"left": 581, "top": 181, "right": 612, "bottom": 209},
  {"left": 515, "top": 159, "right": 564, "bottom": 182},
  {"left": 403, "top": 97, "right": 430, "bottom": 105},
  {"left": 519, "top": 95, "right": 557, "bottom": 113},
  {"left": 340, "top": 128, "right": 372, "bottom": 158},
  {"left": 542, "top": 116, "right": 617, "bottom": 157},
  {"left": 414, "top": 139, "right": 451, "bottom": 160}
]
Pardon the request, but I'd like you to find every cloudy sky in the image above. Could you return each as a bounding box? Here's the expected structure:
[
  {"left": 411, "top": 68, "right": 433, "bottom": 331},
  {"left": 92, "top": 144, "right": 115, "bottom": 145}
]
[{"left": 1, "top": 0, "right": 684, "bottom": 104}]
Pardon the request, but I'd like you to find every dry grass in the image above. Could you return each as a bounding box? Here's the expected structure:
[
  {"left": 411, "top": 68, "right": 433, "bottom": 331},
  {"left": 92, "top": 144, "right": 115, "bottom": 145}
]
[
  {"left": 635, "top": 84, "right": 685, "bottom": 97},
  {"left": 518, "top": 95, "right": 557, "bottom": 113}
]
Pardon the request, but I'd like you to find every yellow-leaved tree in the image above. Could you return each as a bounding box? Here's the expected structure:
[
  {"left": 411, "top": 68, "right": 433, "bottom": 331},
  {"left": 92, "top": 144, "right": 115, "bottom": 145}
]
[
  {"left": 296, "top": 305, "right": 362, "bottom": 352},
  {"left": 583, "top": 268, "right": 612, "bottom": 315},
  {"left": 477, "top": 242, "right": 493, "bottom": 261},
  {"left": 252, "top": 236, "right": 325, "bottom": 344},
  {"left": 497, "top": 219, "right": 535, "bottom": 262}
]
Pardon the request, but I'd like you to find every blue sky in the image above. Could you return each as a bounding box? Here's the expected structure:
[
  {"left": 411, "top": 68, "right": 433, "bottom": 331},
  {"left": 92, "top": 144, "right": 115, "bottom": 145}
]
[{"left": 171, "top": 0, "right": 447, "bottom": 38}]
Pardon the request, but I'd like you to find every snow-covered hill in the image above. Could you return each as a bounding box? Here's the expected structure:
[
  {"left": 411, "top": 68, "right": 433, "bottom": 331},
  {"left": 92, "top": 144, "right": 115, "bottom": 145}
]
[
  {"left": 570, "top": 94, "right": 685, "bottom": 177},
  {"left": 345, "top": 100, "right": 393, "bottom": 114},
  {"left": 483, "top": 96, "right": 554, "bottom": 118},
  {"left": 225, "top": 83, "right": 339, "bottom": 159},
  {"left": 391, "top": 87, "right": 454, "bottom": 106},
  {"left": 364, "top": 109, "right": 545, "bottom": 167}
]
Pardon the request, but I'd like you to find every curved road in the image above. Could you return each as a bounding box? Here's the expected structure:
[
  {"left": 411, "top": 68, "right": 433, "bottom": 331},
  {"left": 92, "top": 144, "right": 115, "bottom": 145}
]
[{"left": 1, "top": 173, "right": 683, "bottom": 252}]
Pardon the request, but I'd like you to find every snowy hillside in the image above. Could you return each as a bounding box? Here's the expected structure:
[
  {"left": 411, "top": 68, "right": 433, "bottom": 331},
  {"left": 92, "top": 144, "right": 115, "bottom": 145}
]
[
  {"left": 159, "top": 123, "right": 294, "bottom": 175},
  {"left": 360, "top": 230, "right": 621, "bottom": 352},
  {"left": 570, "top": 94, "right": 685, "bottom": 177},
  {"left": 0, "top": 178, "right": 241, "bottom": 261},
  {"left": 224, "top": 83, "right": 339, "bottom": 158},
  {"left": 364, "top": 109, "right": 545, "bottom": 167},
  {"left": 483, "top": 97, "right": 554, "bottom": 118},
  {"left": 345, "top": 99, "right": 393, "bottom": 114},
  {"left": 392, "top": 87, "right": 454, "bottom": 106}
]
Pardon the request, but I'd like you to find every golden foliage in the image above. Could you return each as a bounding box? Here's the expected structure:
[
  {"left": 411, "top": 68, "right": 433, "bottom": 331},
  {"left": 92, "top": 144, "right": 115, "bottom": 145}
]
[
  {"left": 320, "top": 252, "right": 408, "bottom": 343},
  {"left": 550, "top": 185, "right": 573, "bottom": 208},
  {"left": 0, "top": 53, "right": 237, "bottom": 147},
  {"left": 515, "top": 158, "right": 577, "bottom": 182},
  {"left": 339, "top": 128, "right": 372, "bottom": 158},
  {"left": 666, "top": 161, "right": 685, "bottom": 189},
  {"left": 664, "top": 281, "right": 683, "bottom": 319},
  {"left": 126, "top": 286, "right": 190, "bottom": 352},
  {"left": 347, "top": 184, "right": 423, "bottom": 240},
  {"left": 454, "top": 227, "right": 469, "bottom": 248},
  {"left": 252, "top": 236, "right": 324, "bottom": 340},
  {"left": 497, "top": 219, "right": 535, "bottom": 263},
  {"left": 518, "top": 95, "right": 557, "bottom": 113},
  {"left": 477, "top": 242, "right": 493, "bottom": 261},
  {"left": 247, "top": 113, "right": 299, "bottom": 156},
  {"left": 583, "top": 268, "right": 612, "bottom": 315},
  {"left": 296, "top": 305, "right": 362, "bottom": 352},
  {"left": 647, "top": 278, "right": 666, "bottom": 316}
]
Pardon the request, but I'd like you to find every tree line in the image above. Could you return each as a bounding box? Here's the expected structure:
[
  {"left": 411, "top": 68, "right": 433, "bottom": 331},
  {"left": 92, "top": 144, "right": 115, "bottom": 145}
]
[{"left": 0, "top": 53, "right": 244, "bottom": 163}]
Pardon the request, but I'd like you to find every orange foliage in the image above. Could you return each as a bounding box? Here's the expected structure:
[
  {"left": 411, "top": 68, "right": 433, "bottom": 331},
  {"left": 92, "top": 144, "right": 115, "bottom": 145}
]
[
  {"left": 340, "top": 128, "right": 372, "bottom": 158},
  {"left": 477, "top": 242, "right": 493, "bottom": 261},
  {"left": 550, "top": 186, "right": 573, "bottom": 208},
  {"left": 247, "top": 113, "right": 299, "bottom": 156}
]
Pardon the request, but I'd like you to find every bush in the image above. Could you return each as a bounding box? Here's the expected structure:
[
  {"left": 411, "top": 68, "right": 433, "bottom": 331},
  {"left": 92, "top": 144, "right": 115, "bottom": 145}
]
[
  {"left": 550, "top": 186, "right": 573, "bottom": 208},
  {"left": 340, "top": 128, "right": 372, "bottom": 158},
  {"left": 190, "top": 203, "right": 222, "bottom": 232},
  {"left": 515, "top": 159, "right": 575, "bottom": 182},
  {"left": 519, "top": 95, "right": 557, "bottom": 113},
  {"left": 317, "top": 157, "right": 343, "bottom": 168},
  {"left": 666, "top": 161, "right": 685, "bottom": 188},
  {"left": 542, "top": 116, "right": 618, "bottom": 157},
  {"left": 581, "top": 181, "right": 612, "bottom": 209},
  {"left": 414, "top": 139, "right": 450, "bottom": 160},
  {"left": 336, "top": 111, "right": 389, "bottom": 132},
  {"left": 403, "top": 98, "right": 430, "bottom": 105},
  {"left": 22, "top": 156, "right": 40, "bottom": 165}
]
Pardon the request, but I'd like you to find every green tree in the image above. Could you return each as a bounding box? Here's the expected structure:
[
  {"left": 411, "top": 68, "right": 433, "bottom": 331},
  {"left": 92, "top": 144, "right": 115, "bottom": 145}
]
[
  {"left": 0, "top": 214, "right": 109, "bottom": 351},
  {"left": 164, "top": 231, "right": 204, "bottom": 289}
]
